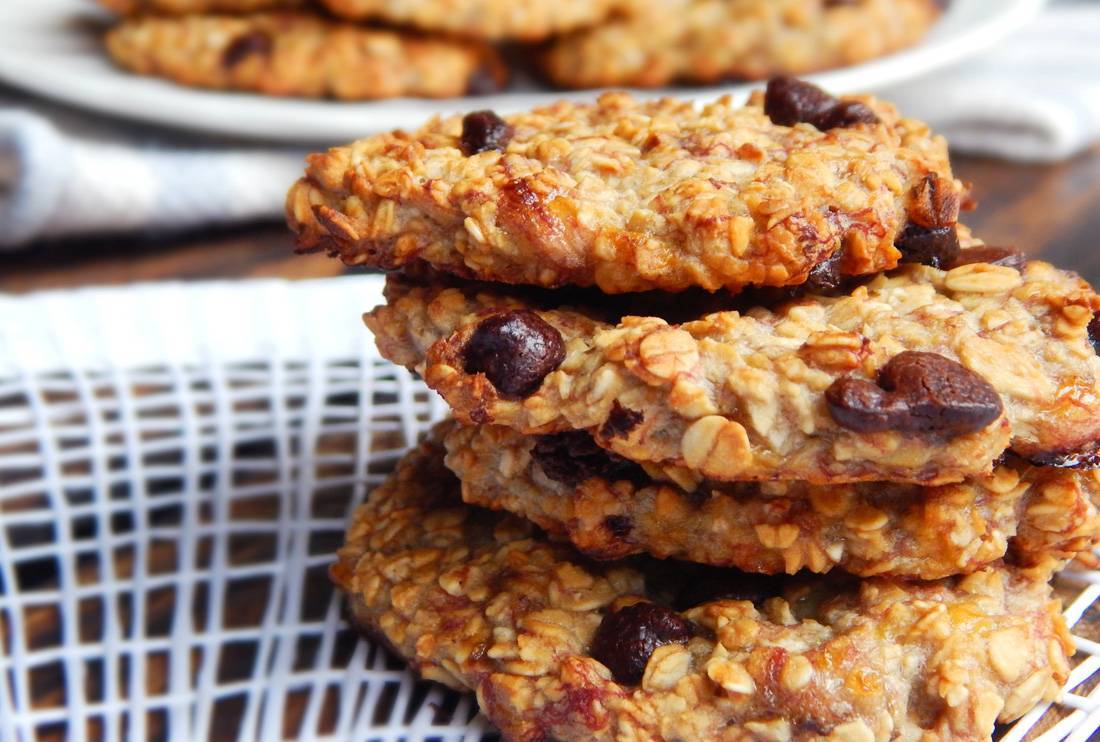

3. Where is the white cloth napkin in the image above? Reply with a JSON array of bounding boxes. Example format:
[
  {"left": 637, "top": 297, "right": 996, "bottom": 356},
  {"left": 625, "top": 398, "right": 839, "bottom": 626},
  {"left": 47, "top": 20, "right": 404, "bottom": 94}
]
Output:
[
  {"left": 1, "top": 3, "right": 1098, "bottom": 250},
  {"left": 0, "top": 108, "right": 307, "bottom": 249},
  {"left": 884, "top": 4, "right": 1100, "bottom": 163}
]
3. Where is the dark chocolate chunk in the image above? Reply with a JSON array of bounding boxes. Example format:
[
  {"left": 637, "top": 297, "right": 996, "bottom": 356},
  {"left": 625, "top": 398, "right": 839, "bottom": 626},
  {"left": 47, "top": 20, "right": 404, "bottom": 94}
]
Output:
[
  {"left": 600, "top": 402, "right": 644, "bottom": 439},
  {"left": 764, "top": 77, "right": 835, "bottom": 127},
  {"left": 459, "top": 110, "right": 513, "bottom": 156},
  {"left": 531, "top": 431, "right": 648, "bottom": 487},
  {"left": 590, "top": 603, "right": 693, "bottom": 684},
  {"left": 825, "top": 351, "right": 1003, "bottom": 436},
  {"left": 949, "top": 246, "right": 1028, "bottom": 271},
  {"left": 222, "top": 30, "right": 273, "bottom": 68},
  {"left": 894, "top": 223, "right": 960, "bottom": 269},
  {"left": 1028, "top": 443, "right": 1100, "bottom": 469},
  {"left": 463, "top": 310, "right": 564, "bottom": 398},
  {"left": 764, "top": 76, "right": 879, "bottom": 130},
  {"left": 815, "top": 100, "right": 879, "bottom": 130}
]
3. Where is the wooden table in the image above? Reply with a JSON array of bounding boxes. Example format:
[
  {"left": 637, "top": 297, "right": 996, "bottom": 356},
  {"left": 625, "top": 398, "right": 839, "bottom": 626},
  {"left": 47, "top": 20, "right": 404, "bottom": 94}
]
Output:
[{"left": 3, "top": 145, "right": 1100, "bottom": 292}]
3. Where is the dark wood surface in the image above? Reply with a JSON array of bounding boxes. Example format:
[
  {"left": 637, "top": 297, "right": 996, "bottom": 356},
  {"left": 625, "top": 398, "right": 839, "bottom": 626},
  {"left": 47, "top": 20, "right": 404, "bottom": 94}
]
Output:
[{"left": 3, "top": 144, "right": 1100, "bottom": 292}]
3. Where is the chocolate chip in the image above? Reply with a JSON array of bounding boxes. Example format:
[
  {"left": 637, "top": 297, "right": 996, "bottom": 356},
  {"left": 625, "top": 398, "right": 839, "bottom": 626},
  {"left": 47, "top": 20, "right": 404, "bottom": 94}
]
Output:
[
  {"left": 949, "top": 245, "right": 1028, "bottom": 271},
  {"left": 463, "top": 310, "right": 564, "bottom": 398},
  {"left": 894, "top": 223, "right": 960, "bottom": 269},
  {"left": 531, "top": 431, "right": 648, "bottom": 487},
  {"left": 814, "top": 100, "right": 879, "bottom": 130},
  {"left": 599, "top": 402, "right": 644, "bottom": 439},
  {"left": 803, "top": 251, "right": 846, "bottom": 295},
  {"left": 1028, "top": 443, "right": 1100, "bottom": 469},
  {"left": 221, "top": 30, "right": 272, "bottom": 69},
  {"left": 764, "top": 77, "right": 879, "bottom": 131},
  {"left": 764, "top": 77, "right": 835, "bottom": 127},
  {"left": 1089, "top": 313, "right": 1100, "bottom": 355},
  {"left": 825, "top": 351, "right": 1003, "bottom": 436},
  {"left": 459, "top": 110, "right": 513, "bottom": 156},
  {"left": 603, "top": 515, "right": 633, "bottom": 538},
  {"left": 590, "top": 602, "right": 693, "bottom": 684}
]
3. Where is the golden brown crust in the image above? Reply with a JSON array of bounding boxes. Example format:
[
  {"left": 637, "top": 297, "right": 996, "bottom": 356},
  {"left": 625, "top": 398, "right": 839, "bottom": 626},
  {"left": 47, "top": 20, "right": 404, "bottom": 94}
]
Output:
[
  {"left": 332, "top": 430, "right": 1074, "bottom": 741},
  {"left": 444, "top": 422, "right": 1100, "bottom": 578},
  {"left": 316, "top": 0, "right": 618, "bottom": 41},
  {"left": 363, "top": 262, "right": 1100, "bottom": 485},
  {"left": 105, "top": 13, "right": 507, "bottom": 100},
  {"left": 287, "top": 91, "right": 960, "bottom": 293},
  {"left": 542, "top": 0, "right": 940, "bottom": 89}
]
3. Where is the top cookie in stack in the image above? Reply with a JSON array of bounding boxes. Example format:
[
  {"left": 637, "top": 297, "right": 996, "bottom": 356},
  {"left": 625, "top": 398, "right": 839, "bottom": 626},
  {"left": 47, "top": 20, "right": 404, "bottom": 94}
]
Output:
[{"left": 289, "top": 80, "right": 1100, "bottom": 739}]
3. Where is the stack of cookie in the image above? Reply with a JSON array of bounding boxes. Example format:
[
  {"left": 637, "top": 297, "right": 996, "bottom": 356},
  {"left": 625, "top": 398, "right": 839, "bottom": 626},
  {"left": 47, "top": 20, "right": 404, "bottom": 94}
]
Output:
[
  {"left": 97, "top": 0, "right": 939, "bottom": 99},
  {"left": 289, "top": 78, "right": 1100, "bottom": 738}
]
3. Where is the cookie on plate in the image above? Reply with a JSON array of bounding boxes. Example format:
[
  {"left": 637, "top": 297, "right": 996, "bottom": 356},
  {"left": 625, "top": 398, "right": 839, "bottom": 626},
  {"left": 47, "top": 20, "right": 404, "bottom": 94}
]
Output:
[
  {"left": 105, "top": 13, "right": 507, "bottom": 100},
  {"left": 288, "top": 84, "right": 962, "bottom": 294},
  {"left": 331, "top": 429, "right": 1074, "bottom": 741},
  {"left": 99, "top": 0, "right": 303, "bottom": 14},
  {"left": 543, "top": 0, "right": 940, "bottom": 89},
  {"left": 443, "top": 422, "right": 1100, "bottom": 578},
  {"left": 364, "top": 259, "right": 1100, "bottom": 485},
  {"left": 315, "top": 0, "right": 618, "bottom": 41}
]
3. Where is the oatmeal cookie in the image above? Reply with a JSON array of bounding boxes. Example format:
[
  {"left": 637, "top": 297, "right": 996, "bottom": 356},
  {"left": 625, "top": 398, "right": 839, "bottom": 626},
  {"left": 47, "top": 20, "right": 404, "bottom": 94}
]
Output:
[
  {"left": 364, "top": 259, "right": 1100, "bottom": 485},
  {"left": 99, "top": 0, "right": 302, "bottom": 14},
  {"left": 105, "top": 13, "right": 507, "bottom": 100},
  {"left": 331, "top": 430, "right": 1074, "bottom": 741},
  {"left": 315, "top": 0, "right": 617, "bottom": 41},
  {"left": 542, "top": 0, "right": 939, "bottom": 89},
  {"left": 443, "top": 422, "right": 1100, "bottom": 578},
  {"left": 288, "top": 86, "right": 962, "bottom": 293}
]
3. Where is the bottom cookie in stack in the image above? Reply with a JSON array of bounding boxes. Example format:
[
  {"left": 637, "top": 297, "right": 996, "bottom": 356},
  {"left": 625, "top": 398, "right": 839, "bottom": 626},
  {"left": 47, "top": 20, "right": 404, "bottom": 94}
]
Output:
[{"left": 331, "top": 427, "right": 1077, "bottom": 741}]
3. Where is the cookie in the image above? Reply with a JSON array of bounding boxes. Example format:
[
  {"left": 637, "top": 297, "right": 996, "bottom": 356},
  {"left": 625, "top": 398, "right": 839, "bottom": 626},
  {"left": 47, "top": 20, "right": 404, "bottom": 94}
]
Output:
[
  {"left": 443, "top": 422, "right": 1100, "bottom": 578},
  {"left": 542, "top": 0, "right": 939, "bottom": 89},
  {"left": 288, "top": 86, "right": 962, "bottom": 294},
  {"left": 331, "top": 430, "right": 1074, "bottom": 740},
  {"left": 364, "top": 259, "right": 1100, "bottom": 485},
  {"left": 99, "top": 0, "right": 302, "bottom": 14},
  {"left": 315, "top": 0, "right": 617, "bottom": 41},
  {"left": 105, "top": 13, "right": 507, "bottom": 100}
]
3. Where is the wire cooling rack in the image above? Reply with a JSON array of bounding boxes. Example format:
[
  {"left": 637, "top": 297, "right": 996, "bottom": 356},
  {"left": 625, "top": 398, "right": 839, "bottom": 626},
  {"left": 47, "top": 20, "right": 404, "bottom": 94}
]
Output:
[{"left": 0, "top": 276, "right": 1098, "bottom": 741}]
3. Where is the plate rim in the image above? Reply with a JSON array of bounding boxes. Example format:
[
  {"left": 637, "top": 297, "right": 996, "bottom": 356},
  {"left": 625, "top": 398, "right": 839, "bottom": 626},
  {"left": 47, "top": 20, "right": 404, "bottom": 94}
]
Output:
[{"left": 0, "top": 0, "right": 1048, "bottom": 144}]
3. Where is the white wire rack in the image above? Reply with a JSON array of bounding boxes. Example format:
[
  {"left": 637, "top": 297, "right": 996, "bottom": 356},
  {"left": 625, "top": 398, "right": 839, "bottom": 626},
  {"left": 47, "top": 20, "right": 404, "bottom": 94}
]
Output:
[{"left": 0, "top": 276, "right": 1097, "bottom": 741}]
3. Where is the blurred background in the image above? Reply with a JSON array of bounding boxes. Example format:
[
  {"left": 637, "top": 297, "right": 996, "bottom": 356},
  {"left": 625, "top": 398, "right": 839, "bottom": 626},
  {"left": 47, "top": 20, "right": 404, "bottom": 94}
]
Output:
[
  {"left": 1, "top": 0, "right": 1098, "bottom": 292},
  {"left": 2, "top": 1, "right": 1100, "bottom": 740}
]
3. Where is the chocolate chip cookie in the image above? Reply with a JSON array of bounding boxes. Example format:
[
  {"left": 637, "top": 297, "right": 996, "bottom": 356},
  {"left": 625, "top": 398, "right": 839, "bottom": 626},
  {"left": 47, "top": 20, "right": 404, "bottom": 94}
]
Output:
[
  {"left": 288, "top": 86, "right": 962, "bottom": 293},
  {"left": 542, "top": 0, "right": 939, "bottom": 89},
  {"left": 364, "top": 259, "right": 1100, "bottom": 485},
  {"left": 105, "top": 13, "right": 507, "bottom": 100},
  {"left": 331, "top": 430, "right": 1074, "bottom": 740},
  {"left": 315, "top": 0, "right": 618, "bottom": 41},
  {"left": 99, "top": 0, "right": 303, "bottom": 13},
  {"left": 444, "top": 422, "right": 1100, "bottom": 578}
]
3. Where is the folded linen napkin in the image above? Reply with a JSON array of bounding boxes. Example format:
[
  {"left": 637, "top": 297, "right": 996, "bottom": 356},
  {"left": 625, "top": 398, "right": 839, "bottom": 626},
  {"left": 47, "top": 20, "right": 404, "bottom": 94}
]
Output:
[
  {"left": 1, "top": 3, "right": 1097, "bottom": 250},
  {"left": 0, "top": 109, "right": 306, "bottom": 249},
  {"left": 884, "top": 4, "right": 1100, "bottom": 163}
]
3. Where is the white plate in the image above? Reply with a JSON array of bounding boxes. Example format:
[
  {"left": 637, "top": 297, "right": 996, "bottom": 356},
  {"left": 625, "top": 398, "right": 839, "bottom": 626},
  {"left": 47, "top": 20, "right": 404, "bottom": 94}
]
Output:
[{"left": 0, "top": 0, "right": 1044, "bottom": 144}]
